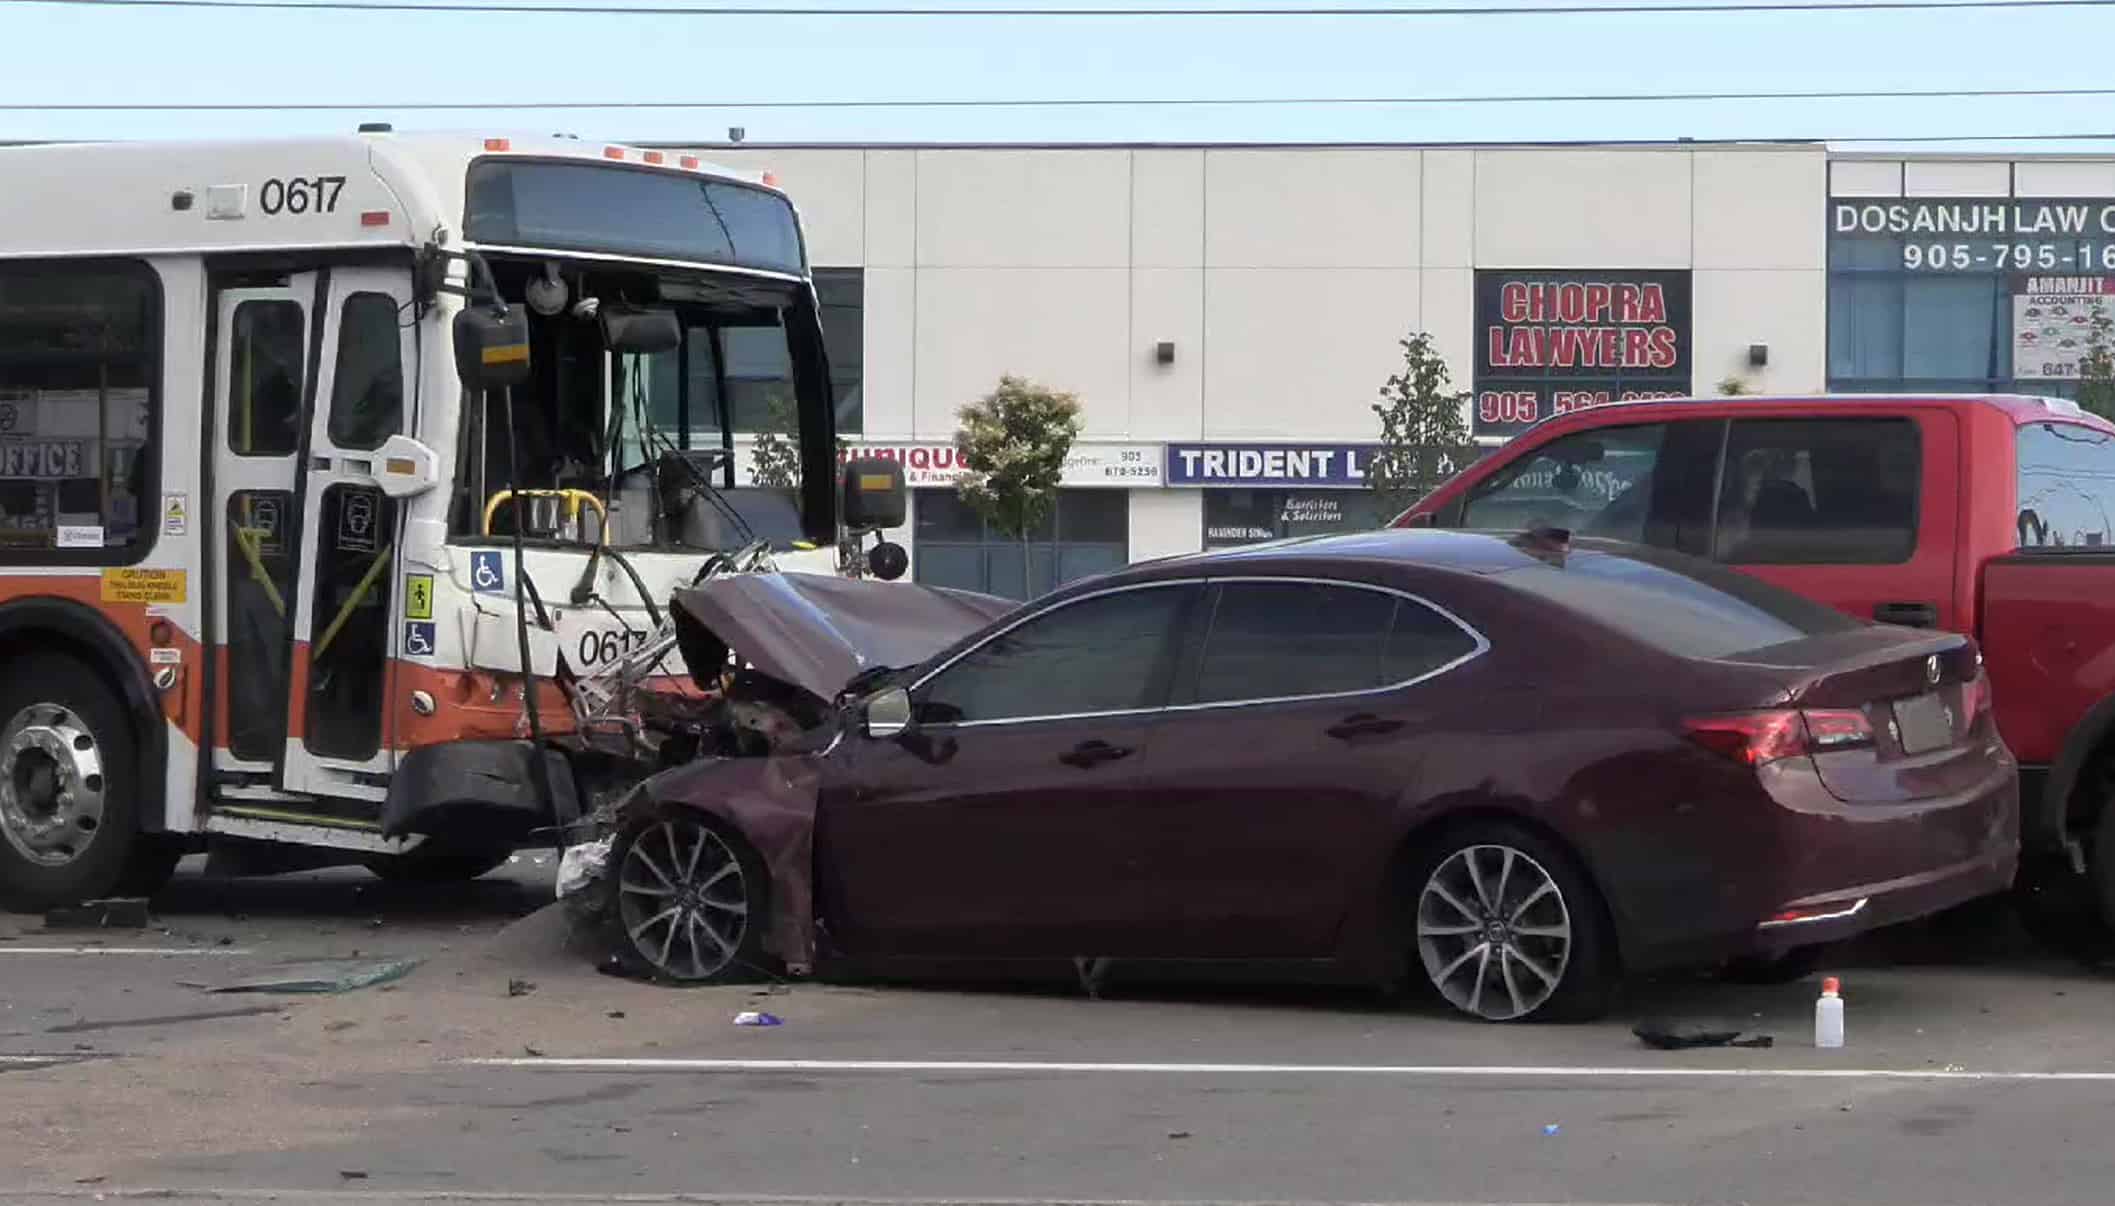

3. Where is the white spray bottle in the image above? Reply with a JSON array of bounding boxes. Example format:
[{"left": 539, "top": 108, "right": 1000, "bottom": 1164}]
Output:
[{"left": 1814, "top": 975, "right": 1845, "bottom": 1049}]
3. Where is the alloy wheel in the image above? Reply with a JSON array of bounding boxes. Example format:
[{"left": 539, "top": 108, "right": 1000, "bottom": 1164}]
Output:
[
  {"left": 616, "top": 819, "right": 751, "bottom": 981},
  {"left": 1416, "top": 843, "right": 1573, "bottom": 1021}
]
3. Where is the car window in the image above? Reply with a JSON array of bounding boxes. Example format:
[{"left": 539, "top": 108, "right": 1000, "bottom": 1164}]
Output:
[
  {"left": 2017, "top": 421, "right": 2115, "bottom": 549},
  {"left": 1460, "top": 424, "right": 1665, "bottom": 541},
  {"left": 915, "top": 584, "right": 1194, "bottom": 724},
  {"left": 1714, "top": 418, "right": 1919, "bottom": 564},
  {"left": 1382, "top": 598, "right": 1483, "bottom": 683},
  {"left": 1193, "top": 582, "right": 1396, "bottom": 704},
  {"left": 1498, "top": 543, "right": 1860, "bottom": 660}
]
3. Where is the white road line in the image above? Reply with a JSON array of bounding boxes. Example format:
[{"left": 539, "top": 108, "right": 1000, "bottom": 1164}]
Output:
[
  {"left": 0, "top": 946, "right": 252, "bottom": 955},
  {"left": 0, "top": 1184, "right": 1666, "bottom": 1193},
  {"left": 464, "top": 1056, "right": 2115, "bottom": 1082}
]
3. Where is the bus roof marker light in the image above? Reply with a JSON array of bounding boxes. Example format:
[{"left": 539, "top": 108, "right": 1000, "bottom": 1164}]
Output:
[
  {"left": 642, "top": 150, "right": 665, "bottom": 165},
  {"left": 762, "top": 171, "right": 780, "bottom": 188},
  {"left": 484, "top": 138, "right": 511, "bottom": 152},
  {"left": 679, "top": 155, "right": 700, "bottom": 170},
  {"left": 360, "top": 211, "right": 390, "bottom": 228},
  {"left": 603, "top": 146, "right": 626, "bottom": 161}
]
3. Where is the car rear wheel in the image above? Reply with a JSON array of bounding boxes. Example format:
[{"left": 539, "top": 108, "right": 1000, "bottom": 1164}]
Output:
[
  {"left": 1408, "top": 823, "right": 1616, "bottom": 1022},
  {"left": 604, "top": 809, "right": 768, "bottom": 984}
]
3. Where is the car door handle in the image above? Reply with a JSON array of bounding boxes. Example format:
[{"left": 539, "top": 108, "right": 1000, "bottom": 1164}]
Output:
[
  {"left": 1058, "top": 740, "right": 1134, "bottom": 769},
  {"left": 1874, "top": 601, "right": 1939, "bottom": 628},
  {"left": 1327, "top": 713, "right": 1404, "bottom": 741}
]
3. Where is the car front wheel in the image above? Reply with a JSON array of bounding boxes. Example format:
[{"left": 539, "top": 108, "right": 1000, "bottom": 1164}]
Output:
[
  {"left": 603, "top": 808, "right": 769, "bottom": 984},
  {"left": 1407, "top": 823, "right": 1616, "bottom": 1022}
]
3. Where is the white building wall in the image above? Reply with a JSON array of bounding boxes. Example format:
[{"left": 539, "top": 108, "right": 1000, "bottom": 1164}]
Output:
[{"left": 692, "top": 141, "right": 1835, "bottom": 566}]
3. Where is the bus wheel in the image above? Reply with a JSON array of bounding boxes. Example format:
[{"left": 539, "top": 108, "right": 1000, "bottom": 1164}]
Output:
[
  {"left": 362, "top": 849, "right": 512, "bottom": 883},
  {"left": 0, "top": 654, "right": 144, "bottom": 912}
]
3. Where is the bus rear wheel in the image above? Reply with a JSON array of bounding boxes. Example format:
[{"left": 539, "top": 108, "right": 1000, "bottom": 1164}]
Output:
[{"left": 0, "top": 653, "right": 148, "bottom": 913}]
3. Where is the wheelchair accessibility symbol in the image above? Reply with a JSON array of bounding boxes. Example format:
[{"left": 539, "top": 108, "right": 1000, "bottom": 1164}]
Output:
[
  {"left": 402, "top": 621, "right": 437, "bottom": 658},
  {"left": 470, "top": 549, "right": 505, "bottom": 595}
]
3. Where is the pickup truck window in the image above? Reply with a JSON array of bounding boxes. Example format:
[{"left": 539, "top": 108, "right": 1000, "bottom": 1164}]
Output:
[
  {"left": 2017, "top": 422, "right": 2115, "bottom": 550},
  {"left": 1461, "top": 424, "right": 1664, "bottom": 540},
  {"left": 1715, "top": 418, "right": 1919, "bottom": 565}
]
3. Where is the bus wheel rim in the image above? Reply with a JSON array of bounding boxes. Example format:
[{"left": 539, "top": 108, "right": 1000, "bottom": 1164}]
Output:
[{"left": 0, "top": 703, "right": 108, "bottom": 869}]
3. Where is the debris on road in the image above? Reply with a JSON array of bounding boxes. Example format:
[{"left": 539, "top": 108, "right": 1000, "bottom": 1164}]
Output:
[
  {"left": 507, "top": 977, "right": 537, "bottom": 997},
  {"left": 205, "top": 958, "right": 420, "bottom": 995},
  {"left": 43, "top": 898, "right": 151, "bottom": 930},
  {"left": 1633, "top": 1020, "right": 1775, "bottom": 1050},
  {"left": 733, "top": 1010, "right": 782, "bottom": 1027},
  {"left": 1542, "top": 1124, "right": 1562, "bottom": 1136}
]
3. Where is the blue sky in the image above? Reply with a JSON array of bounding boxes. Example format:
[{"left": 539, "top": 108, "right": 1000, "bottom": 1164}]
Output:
[{"left": 1, "top": 0, "right": 2110, "bottom": 148}]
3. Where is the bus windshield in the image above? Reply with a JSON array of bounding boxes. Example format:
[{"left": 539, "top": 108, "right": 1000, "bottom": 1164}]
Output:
[{"left": 464, "top": 160, "right": 805, "bottom": 276}]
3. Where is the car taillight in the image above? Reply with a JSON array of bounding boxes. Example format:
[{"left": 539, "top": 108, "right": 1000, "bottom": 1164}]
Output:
[{"left": 1684, "top": 708, "right": 1874, "bottom": 767}]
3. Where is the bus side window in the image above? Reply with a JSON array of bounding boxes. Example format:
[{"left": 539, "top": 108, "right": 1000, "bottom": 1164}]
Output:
[{"left": 327, "top": 293, "right": 404, "bottom": 451}]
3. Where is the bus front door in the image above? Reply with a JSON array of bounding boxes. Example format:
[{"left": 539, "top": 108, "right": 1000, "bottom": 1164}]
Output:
[
  {"left": 211, "top": 276, "right": 316, "bottom": 777},
  {"left": 277, "top": 268, "right": 416, "bottom": 802}
]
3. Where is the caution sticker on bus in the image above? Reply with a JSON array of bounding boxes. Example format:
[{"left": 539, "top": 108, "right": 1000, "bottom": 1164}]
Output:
[{"left": 101, "top": 568, "right": 187, "bottom": 604}]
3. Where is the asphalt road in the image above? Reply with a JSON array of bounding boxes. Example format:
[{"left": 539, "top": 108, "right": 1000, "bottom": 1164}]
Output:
[{"left": 4, "top": 860, "right": 2115, "bottom": 1206}]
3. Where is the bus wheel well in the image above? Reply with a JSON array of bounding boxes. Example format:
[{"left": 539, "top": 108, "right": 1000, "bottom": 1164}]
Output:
[{"left": 0, "top": 602, "right": 167, "bottom": 834}]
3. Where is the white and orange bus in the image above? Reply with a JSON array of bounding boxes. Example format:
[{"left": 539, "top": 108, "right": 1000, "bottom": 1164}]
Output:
[{"left": 0, "top": 130, "right": 898, "bottom": 908}]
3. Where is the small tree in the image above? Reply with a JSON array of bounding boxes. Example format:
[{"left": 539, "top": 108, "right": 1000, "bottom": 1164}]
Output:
[
  {"left": 1366, "top": 331, "right": 1473, "bottom": 522},
  {"left": 1717, "top": 375, "right": 1752, "bottom": 397},
  {"left": 2078, "top": 304, "right": 2115, "bottom": 422},
  {"left": 747, "top": 392, "right": 804, "bottom": 493},
  {"left": 955, "top": 375, "right": 1083, "bottom": 598}
]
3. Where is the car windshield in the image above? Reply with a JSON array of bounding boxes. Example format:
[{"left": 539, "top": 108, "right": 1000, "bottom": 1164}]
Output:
[{"left": 1495, "top": 541, "right": 1859, "bottom": 659}]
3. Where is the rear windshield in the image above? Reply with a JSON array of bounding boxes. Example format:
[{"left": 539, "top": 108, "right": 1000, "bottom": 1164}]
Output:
[
  {"left": 1496, "top": 543, "right": 1859, "bottom": 659},
  {"left": 2017, "top": 421, "right": 2115, "bottom": 550}
]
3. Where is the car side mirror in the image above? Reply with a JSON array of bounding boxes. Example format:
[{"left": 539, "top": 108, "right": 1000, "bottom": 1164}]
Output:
[{"left": 864, "top": 686, "right": 913, "bottom": 740}]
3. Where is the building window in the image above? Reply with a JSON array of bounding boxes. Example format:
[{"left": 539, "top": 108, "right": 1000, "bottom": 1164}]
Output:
[
  {"left": 1202, "top": 488, "right": 1386, "bottom": 549},
  {"left": 1825, "top": 197, "right": 2115, "bottom": 394},
  {"left": 913, "top": 487, "right": 1128, "bottom": 599},
  {"left": 0, "top": 261, "right": 159, "bottom": 561}
]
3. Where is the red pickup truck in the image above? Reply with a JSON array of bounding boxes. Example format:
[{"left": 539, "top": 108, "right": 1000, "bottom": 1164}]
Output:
[{"left": 1399, "top": 393, "right": 2115, "bottom": 946}]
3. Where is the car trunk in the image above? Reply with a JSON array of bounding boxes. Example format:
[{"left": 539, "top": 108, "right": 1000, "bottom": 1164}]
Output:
[{"left": 1731, "top": 626, "right": 1991, "bottom": 805}]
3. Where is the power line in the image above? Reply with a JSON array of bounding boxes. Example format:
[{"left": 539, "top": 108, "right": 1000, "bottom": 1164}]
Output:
[
  {"left": 13, "top": 0, "right": 2115, "bottom": 16},
  {"left": 7, "top": 84, "right": 2115, "bottom": 111}
]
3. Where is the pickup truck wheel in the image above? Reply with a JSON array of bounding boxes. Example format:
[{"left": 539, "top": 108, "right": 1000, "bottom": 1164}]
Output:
[{"left": 2015, "top": 855, "right": 2113, "bottom": 962}]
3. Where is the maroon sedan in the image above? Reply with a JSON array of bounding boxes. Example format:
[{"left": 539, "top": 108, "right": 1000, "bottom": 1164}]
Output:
[{"left": 583, "top": 529, "right": 2017, "bottom": 1022}]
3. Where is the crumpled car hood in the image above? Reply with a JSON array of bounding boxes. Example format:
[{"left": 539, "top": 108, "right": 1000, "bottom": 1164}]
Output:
[{"left": 671, "top": 571, "right": 1017, "bottom": 705}]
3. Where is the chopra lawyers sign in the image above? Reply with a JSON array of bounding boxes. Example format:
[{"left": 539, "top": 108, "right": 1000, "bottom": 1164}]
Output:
[{"left": 1471, "top": 270, "right": 1692, "bottom": 441}]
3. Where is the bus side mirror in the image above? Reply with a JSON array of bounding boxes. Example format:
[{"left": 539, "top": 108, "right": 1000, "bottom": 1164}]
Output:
[
  {"left": 600, "top": 305, "right": 681, "bottom": 354},
  {"left": 841, "top": 456, "right": 907, "bottom": 531},
  {"left": 453, "top": 304, "right": 531, "bottom": 389}
]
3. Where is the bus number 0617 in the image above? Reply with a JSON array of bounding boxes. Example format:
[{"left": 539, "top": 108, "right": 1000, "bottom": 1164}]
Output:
[
  {"left": 578, "top": 628, "right": 650, "bottom": 666},
  {"left": 259, "top": 176, "right": 347, "bottom": 216}
]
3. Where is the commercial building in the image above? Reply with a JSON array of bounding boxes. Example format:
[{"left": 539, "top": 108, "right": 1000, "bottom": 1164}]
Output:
[{"left": 666, "top": 140, "right": 2115, "bottom": 596}]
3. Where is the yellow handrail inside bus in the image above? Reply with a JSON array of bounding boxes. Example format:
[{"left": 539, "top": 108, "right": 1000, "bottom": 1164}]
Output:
[
  {"left": 232, "top": 524, "right": 285, "bottom": 618},
  {"left": 481, "top": 489, "right": 607, "bottom": 537},
  {"left": 312, "top": 542, "right": 394, "bottom": 660}
]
